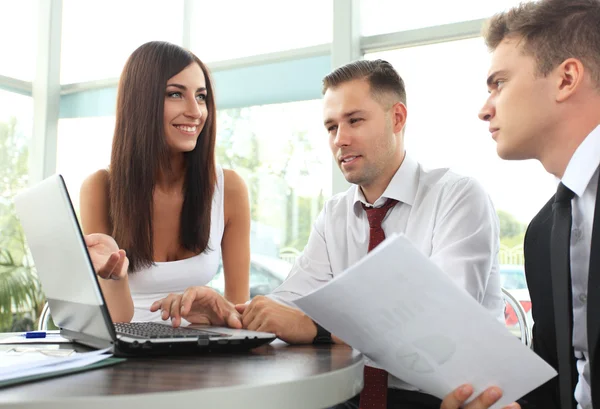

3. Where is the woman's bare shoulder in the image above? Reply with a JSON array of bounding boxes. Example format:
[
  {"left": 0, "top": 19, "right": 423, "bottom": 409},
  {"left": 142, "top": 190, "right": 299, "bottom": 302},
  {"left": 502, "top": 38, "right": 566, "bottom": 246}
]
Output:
[
  {"left": 80, "top": 169, "right": 110, "bottom": 202},
  {"left": 82, "top": 169, "right": 109, "bottom": 189},
  {"left": 222, "top": 168, "right": 248, "bottom": 198}
]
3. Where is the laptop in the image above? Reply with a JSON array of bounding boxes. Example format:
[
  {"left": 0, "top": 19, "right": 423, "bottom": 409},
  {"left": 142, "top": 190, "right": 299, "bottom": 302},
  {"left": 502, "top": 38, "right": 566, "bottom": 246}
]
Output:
[{"left": 13, "top": 174, "right": 276, "bottom": 356}]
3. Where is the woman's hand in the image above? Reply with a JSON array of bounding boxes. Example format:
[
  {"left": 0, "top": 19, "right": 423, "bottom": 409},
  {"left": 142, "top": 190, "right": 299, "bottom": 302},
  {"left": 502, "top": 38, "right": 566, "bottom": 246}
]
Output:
[
  {"left": 84, "top": 233, "right": 129, "bottom": 280},
  {"left": 150, "top": 286, "right": 243, "bottom": 329}
]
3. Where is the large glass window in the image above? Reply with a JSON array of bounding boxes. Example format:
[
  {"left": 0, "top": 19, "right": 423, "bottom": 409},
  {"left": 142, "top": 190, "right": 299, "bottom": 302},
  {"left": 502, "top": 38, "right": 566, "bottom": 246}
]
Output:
[
  {"left": 207, "top": 100, "right": 330, "bottom": 295},
  {"left": 191, "top": 0, "right": 332, "bottom": 62},
  {"left": 0, "top": 90, "right": 37, "bottom": 332},
  {"left": 56, "top": 117, "right": 115, "bottom": 211},
  {"left": 216, "top": 100, "right": 331, "bottom": 258},
  {"left": 60, "top": 0, "right": 184, "bottom": 84},
  {"left": 360, "top": 0, "right": 524, "bottom": 36},
  {"left": 0, "top": 1, "right": 36, "bottom": 81}
]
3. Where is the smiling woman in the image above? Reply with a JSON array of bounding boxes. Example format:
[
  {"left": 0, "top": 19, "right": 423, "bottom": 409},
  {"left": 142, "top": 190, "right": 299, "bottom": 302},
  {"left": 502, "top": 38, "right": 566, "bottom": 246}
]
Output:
[
  {"left": 163, "top": 63, "right": 208, "bottom": 153},
  {"left": 77, "top": 41, "right": 251, "bottom": 325}
]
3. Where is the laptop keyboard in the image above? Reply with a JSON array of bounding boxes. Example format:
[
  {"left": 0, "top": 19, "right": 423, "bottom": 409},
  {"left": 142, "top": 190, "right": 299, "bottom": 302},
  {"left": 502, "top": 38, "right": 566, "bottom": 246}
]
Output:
[{"left": 115, "top": 322, "right": 230, "bottom": 339}]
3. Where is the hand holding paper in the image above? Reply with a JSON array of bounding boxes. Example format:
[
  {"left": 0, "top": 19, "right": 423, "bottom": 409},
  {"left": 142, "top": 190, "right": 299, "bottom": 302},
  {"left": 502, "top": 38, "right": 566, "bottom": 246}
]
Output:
[{"left": 293, "top": 233, "right": 556, "bottom": 409}]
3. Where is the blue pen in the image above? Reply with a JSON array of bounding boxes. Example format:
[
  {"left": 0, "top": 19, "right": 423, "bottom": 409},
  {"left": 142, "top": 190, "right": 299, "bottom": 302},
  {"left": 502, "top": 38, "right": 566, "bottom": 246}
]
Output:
[{"left": 24, "top": 331, "right": 47, "bottom": 339}]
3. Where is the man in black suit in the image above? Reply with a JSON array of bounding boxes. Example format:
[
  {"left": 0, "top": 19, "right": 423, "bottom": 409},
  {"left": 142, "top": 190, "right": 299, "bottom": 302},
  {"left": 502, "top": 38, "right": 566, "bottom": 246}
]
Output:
[{"left": 441, "top": 0, "right": 600, "bottom": 408}]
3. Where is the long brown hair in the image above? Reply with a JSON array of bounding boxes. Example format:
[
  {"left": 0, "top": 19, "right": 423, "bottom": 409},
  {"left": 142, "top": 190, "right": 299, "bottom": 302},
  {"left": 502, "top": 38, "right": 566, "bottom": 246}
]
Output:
[
  {"left": 110, "top": 41, "right": 217, "bottom": 272},
  {"left": 484, "top": 0, "right": 600, "bottom": 87}
]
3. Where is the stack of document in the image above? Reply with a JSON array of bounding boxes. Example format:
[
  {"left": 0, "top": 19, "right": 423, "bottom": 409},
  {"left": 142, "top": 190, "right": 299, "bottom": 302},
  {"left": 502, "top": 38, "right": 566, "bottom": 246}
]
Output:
[
  {"left": 294, "top": 233, "right": 557, "bottom": 409},
  {"left": 0, "top": 347, "right": 116, "bottom": 388}
]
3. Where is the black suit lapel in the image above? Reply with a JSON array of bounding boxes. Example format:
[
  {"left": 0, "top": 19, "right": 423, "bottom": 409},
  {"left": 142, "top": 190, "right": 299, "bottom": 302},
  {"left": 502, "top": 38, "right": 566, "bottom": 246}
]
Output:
[
  {"left": 520, "top": 197, "right": 564, "bottom": 409},
  {"left": 587, "top": 172, "right": 600, "bottom": 406}
]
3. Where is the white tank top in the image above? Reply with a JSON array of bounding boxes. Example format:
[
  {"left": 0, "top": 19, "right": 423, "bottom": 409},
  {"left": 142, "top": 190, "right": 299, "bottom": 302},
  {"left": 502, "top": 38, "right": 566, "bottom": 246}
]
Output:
[{"left": 128, "top": 166, "right": 225, "bottom": 322}]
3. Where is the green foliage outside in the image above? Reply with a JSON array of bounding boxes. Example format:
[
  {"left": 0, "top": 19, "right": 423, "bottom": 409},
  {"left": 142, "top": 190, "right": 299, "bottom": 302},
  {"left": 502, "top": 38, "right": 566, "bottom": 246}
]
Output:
[
  {"left": 497, "top": 209, "right": 526, "bottom": 264},
  {"left": 497, "top": 209, "right": 526, "bottom": 243},
  {"left": 216, "top": 108, "right": 324, "bottom": 253},
  {"left": 501, "top": 232, "right": 526, "bottom": 248},
  {"left": 0, "top": 117, "right": 44, "bottom": 332},
  {"left": 498, "top": 209, "right": 525, "bottom": 239},
  {"left": 216, "top": 108, "right": 262, "bottom": 220}
]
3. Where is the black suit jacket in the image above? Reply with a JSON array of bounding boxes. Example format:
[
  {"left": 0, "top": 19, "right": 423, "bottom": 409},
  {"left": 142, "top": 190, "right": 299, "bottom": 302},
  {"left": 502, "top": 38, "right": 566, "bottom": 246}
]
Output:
[{"left": 520, "top": 181, "right": 600, "bottom": 408}]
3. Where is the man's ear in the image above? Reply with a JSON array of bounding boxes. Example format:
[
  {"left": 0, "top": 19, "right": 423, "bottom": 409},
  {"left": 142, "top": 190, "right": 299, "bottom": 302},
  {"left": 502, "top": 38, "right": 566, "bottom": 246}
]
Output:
[
  {"left": 392, "top": 102, "right": 407, "bottom": 134},
  {"left": 555, "top": 58, "right": 585, "bottom": 103}
]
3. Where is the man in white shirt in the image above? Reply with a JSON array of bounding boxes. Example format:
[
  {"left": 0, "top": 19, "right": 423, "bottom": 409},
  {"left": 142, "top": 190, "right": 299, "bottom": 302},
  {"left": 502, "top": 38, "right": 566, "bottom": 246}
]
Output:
[
  {"left": 441, "top": 1, "right": 600, "bottom": 409},
  {"left": 156, "top": 59, "right": 503, "bottom": 409}
]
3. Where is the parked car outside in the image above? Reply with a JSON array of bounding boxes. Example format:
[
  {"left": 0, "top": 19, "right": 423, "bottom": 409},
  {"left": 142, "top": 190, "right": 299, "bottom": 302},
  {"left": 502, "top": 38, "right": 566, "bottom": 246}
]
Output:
[
  {"left": 499, "top": 264, "right": 533, "bottom": 334},
  {"left": 208, "top": 253, "right": 293, "bottom": 298}
]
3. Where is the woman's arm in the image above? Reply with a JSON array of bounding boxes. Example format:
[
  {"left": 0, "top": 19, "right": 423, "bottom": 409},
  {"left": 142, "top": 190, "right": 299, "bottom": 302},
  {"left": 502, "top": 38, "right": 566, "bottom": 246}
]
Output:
[
  {"left": 221, "top": 169, "right": 251, "bottom": 305},
  {"left": 80, "top": 169, "right": 134, "bottom": 323}
]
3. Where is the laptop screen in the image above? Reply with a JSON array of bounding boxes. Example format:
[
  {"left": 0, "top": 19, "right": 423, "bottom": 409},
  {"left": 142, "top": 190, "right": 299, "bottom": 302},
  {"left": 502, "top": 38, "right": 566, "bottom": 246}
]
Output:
[{"left": 14, "top": 174, "right": 116, "bottom": 343}]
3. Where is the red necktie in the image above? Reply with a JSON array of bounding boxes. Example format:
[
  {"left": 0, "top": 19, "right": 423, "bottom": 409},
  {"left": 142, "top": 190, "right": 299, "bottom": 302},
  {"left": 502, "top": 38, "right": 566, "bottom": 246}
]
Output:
[{"left": 359, "top": 198, "right": 398, "bottom": 409}]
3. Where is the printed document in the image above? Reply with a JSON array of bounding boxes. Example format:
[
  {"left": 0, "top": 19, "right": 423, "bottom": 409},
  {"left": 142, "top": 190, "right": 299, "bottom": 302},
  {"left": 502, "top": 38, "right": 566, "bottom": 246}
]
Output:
[{"left": 294, "top": 233, "right": 557, "bottom": 408}]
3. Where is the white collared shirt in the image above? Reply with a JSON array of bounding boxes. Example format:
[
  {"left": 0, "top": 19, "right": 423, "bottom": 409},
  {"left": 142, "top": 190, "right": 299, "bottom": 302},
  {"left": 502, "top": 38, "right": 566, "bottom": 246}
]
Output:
[
  {"left": 561, "top": 124, "right": 600, "bottom": 409},
  {"left": 270, "top": 153, "right": 503, "bottom": 390}
]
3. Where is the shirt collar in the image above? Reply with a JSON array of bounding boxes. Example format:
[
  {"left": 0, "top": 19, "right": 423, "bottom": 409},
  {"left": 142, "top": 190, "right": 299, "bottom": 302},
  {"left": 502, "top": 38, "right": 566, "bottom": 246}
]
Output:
[
  {"left": 352, "top": 151, "right": 419, "bottom": 214},
  {"left": 561, "top": 124, "right": 600, "bottom": 197}
]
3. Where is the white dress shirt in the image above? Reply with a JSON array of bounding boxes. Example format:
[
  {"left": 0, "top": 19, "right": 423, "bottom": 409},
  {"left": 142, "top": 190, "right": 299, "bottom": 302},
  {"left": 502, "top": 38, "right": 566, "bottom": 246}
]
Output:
[
  {"left": 270, "top": 152, "right": 503, "bottom": 390},
  {"left": 561, "top": 124, "right": 600, "bottom": 409}
]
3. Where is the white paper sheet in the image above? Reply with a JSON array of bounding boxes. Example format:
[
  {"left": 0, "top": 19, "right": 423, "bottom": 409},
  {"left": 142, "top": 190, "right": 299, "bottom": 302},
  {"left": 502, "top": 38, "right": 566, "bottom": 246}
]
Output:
[
  {"left": 0, "top": 347, "right": 112, "bottom": 382},
  {"left": 294, "top": 233, "right": 557, "bottom": 409}
]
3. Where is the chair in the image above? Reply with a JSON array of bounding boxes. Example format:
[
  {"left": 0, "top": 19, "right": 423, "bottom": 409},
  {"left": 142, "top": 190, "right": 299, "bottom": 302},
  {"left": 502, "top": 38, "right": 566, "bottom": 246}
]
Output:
[
  {"left": 501, "top": 287, "right": 532, "bottom": 348},
  {"left": 278, "top": 247, "right": 301, "bottom": 264},
  {"left": 37, "top": 301, "right": 51, "bottom": 331}
]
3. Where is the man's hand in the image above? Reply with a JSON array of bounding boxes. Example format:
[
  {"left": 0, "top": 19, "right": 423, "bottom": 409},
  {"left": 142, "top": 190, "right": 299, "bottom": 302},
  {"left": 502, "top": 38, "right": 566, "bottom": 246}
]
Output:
[
  {"left": 440, "top": 385, "right": 520, "bottom": 409},
  {"left": 235, "top": 296, "right": 317, "bottom": 344},
  {"left": 84, "top": 233, "right": 128, "bottom": 280},
  {"left": 150, "top": 286, "right": 242, "bottom": 329}
]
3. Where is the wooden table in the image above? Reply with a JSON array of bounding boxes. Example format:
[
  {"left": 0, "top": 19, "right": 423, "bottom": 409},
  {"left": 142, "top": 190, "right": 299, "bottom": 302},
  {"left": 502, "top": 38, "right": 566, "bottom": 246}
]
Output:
[{"left": 0, "top": 336, "right": 364, "bottom": 409}]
